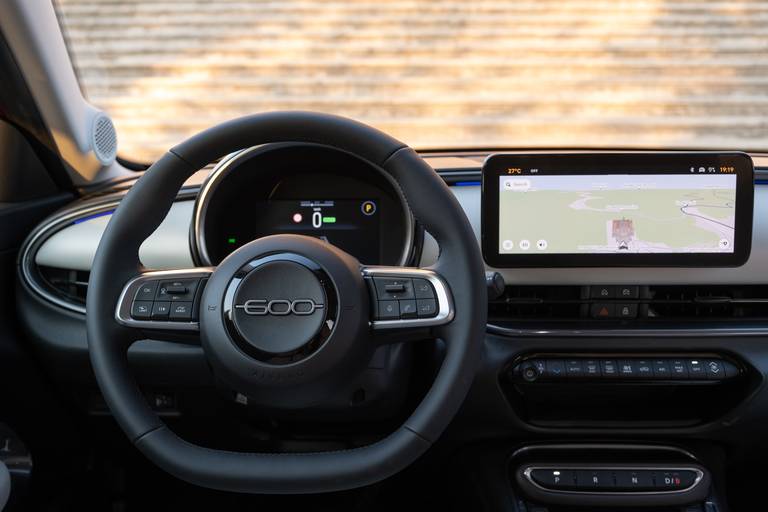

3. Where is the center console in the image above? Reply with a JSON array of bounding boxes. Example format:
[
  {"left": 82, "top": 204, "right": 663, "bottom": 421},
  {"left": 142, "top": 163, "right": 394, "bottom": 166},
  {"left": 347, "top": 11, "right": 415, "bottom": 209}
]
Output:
[{"left": 472, "top": 152, "right": 758, "bottom": 511}]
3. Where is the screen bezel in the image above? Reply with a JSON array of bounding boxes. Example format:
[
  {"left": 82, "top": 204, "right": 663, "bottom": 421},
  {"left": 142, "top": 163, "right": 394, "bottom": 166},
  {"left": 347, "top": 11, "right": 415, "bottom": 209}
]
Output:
[{"left": 481, "top": 152, "right": 754, "bottom": 268}]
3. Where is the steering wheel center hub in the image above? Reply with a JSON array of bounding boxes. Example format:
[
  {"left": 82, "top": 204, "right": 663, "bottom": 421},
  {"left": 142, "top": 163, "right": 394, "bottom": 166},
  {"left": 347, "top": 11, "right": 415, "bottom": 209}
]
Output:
[
  {"left": 225, "top": 255, "right": 336, "bottom": 363},
  {"left": 198, "top": 234, "right": 372, "bottom": 408}
]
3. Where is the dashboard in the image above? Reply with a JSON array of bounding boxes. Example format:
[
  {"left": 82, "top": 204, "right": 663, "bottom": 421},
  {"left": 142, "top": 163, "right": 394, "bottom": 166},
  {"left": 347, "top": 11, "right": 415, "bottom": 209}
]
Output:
[
  {"left": 23, "top": 149, "right": 768, "bottom": 309},
  {"left": 14, "top": 143, "right": 768, "bottom": 511},
  {"left": 23, "top": 149, "right": 768, "bottom": 292}
]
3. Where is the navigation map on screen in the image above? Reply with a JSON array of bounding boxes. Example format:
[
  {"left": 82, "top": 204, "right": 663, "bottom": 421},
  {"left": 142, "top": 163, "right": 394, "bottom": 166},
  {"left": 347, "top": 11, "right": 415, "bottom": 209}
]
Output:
[{"left": 498, "top": 173, "right": 737, "bottom": 255}]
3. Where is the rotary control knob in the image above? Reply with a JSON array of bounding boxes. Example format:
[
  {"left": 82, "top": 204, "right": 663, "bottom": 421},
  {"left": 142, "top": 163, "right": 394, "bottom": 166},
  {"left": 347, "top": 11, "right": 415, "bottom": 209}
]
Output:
[{"left": 519, "top": 362, "right": 541, "bottom": 382}]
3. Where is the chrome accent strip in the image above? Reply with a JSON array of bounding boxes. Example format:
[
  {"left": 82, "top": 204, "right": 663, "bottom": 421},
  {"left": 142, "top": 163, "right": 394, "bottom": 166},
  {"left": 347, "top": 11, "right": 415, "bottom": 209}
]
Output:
[
  {"left": 191, "top": 148, "right": 248, "bottom": 266},
  {"left": 487, "top": 323, "right": 768, "bottom": 337},
  {"left": 192, "top": 143, "right": 416, "bottom": 267},
  {"left": 363, "top": 266, "right": 454, "bottom": 329},
  {"left": 522, "top": 465, "right": 704, "bottom": 496},
  {"left": 19, "top": 202, "right": 120, "bottom": 315},
  {"left": 114, "top": 268, "right": 213, "bottom": 331}
]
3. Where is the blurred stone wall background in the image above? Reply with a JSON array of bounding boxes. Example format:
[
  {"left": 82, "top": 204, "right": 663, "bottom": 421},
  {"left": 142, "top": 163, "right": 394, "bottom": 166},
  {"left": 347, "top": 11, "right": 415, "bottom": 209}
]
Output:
[{"left": 56, "top": 0, "right": 768, "bottom": 162}]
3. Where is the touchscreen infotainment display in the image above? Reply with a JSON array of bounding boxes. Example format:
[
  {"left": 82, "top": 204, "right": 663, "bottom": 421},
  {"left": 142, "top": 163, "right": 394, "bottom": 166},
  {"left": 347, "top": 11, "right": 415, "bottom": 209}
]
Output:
[
  {"left": 482, "top": 153, "right": 754, "bottom": 267},
  {"left": 499, "top": 173, "right": 736, "bottom": 255}
]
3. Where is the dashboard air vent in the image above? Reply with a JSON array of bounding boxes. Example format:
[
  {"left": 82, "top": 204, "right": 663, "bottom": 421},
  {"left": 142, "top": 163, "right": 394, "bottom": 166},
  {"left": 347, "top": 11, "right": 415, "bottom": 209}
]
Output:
[
  {"left": 489, "top": 284, "right": 768, "bottom": 325},
  {"left": 37, "top": 266, "right": 89, "bottom": 307},
  {"left": 647, "top": 285, "right": 768, "bottom": 320},
  {"left": 489, "top": 286, "right": 585, "bottom": 323}
]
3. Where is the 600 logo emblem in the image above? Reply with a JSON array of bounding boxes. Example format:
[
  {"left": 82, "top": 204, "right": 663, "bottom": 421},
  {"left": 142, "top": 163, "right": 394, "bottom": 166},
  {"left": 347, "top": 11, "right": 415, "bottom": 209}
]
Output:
[{"left": 235, "top": 299, "right": 323, "bottom": 316}]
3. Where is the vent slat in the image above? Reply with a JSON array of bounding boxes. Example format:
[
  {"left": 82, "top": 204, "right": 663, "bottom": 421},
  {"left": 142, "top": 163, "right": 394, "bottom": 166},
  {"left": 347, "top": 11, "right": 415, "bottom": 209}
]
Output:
[
  {"left": 649, "top": 285, "right": 768, "bottom": 320},
  {"left": 489, "top": 285, "right": 584, "bottom": 322},
  {"left": 37, "top": 266, "right": 90, "bottom": 306},
  {"left": 489, "top": 284, "right": 768, "bottom": 323}
]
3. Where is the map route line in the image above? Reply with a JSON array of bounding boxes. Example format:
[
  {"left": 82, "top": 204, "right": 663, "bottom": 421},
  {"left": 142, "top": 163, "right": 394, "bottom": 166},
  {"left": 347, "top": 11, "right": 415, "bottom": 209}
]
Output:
[{"left": 679, "top": 204, "right": 735, "bottom": 230}]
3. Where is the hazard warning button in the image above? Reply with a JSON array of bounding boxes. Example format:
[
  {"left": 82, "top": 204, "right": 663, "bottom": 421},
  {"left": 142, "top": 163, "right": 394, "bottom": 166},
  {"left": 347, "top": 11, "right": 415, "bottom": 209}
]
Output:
[{"left": 590, "top": 303, "right": 615, "bottom": 318}]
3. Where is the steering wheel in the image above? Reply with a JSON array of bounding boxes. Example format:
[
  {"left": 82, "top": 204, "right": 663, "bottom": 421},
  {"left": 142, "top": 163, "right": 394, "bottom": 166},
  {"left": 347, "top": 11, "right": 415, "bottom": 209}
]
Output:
[{"left": 86, "top": 112, "right": 486, "bottom": 494}]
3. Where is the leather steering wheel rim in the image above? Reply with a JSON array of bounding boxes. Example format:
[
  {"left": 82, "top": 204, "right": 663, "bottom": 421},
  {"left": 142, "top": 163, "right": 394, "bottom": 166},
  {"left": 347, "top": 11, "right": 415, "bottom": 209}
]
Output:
[{"left": 86, "top": 111, "right": 486, "bottom": 494}]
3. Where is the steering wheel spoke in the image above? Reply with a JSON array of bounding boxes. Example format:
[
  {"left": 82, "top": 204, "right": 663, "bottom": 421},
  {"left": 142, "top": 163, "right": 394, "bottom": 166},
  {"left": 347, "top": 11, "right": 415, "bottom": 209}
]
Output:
[
  {"left": 115, "top": 268, "right": 214, "bottom": 337},
  {"left": 362, "top": 266, "right": 454, "bottom": 341}
]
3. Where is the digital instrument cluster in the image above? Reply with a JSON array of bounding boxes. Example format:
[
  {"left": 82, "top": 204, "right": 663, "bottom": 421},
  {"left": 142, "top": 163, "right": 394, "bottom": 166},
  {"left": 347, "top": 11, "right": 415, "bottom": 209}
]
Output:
[
  {"left": 193, "top": 143, "right": 415, "bottom": 266},
  {"left": 219, "top": 199, "right": 382, "bottom": 263}
]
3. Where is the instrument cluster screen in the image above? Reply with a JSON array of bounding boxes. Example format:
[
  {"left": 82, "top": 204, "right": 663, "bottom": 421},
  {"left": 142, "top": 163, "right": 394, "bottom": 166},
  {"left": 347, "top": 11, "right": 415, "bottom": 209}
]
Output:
[{"left": 218, "top": 199, "right": 382, "bottom": 263}]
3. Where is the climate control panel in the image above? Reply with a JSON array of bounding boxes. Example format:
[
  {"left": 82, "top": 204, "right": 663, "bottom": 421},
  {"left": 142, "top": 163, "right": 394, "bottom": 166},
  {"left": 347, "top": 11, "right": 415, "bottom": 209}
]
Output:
[
  {"left": 503, "top": 352, "right": 751, "bottom": 427},
  {"left": 513, "top": 356, "right": 739, "bottom": 383}
]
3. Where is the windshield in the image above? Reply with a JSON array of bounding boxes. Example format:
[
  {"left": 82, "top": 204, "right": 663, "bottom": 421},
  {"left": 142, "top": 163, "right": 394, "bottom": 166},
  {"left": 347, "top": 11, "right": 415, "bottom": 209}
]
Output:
[{"left": 56, "top": 1, "right": 767, "bottom": 163}]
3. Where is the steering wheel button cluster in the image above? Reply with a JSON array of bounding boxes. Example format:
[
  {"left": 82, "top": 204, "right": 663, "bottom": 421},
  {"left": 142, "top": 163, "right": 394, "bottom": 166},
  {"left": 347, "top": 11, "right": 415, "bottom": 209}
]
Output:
[
  {"left": 369, "top": 274, "right": 443, "bottom": 321},
  {"left": 127, "top": 276, "right": 205, "bottom": 323}
]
